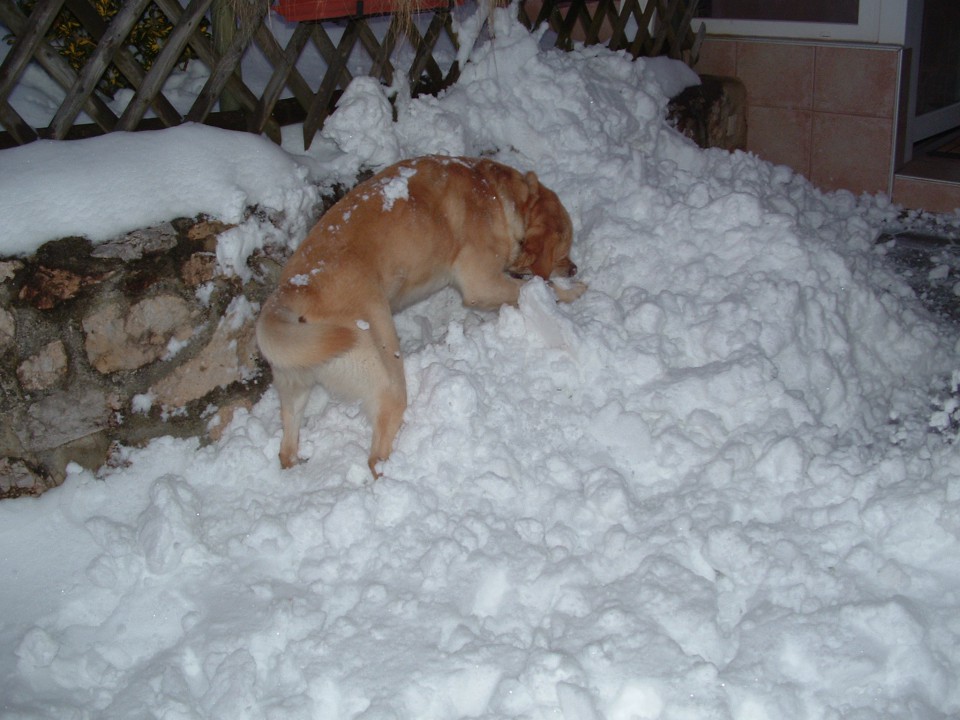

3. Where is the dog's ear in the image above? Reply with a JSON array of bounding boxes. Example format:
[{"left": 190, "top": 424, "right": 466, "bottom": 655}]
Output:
[
  {"left": 510, "top": 172, "right": 557, "bottom": 280},
  {"left": 527, "top": 173, "right": 566, "bottom": 280}
]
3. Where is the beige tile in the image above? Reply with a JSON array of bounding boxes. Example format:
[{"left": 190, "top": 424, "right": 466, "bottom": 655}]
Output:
[
  {"left": 814, "top": 46, "right": 899, "bottom": 118},
  {"left": 811, "top": 114, "right": 893, "bottom": 194},
  {"left": 893, "top": 176, "right": 960, "bottom": 213},
  {"left": 737, "top": 41, "right": 815, "bottom": 109},
  {"left": 695, "top": 38, "right": 738, "bottom": 78},
  {"left": 746, "top": 106, "right": 813, "bottom": 175}
]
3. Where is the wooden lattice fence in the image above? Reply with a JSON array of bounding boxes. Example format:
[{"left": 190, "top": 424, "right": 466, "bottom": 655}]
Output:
[
  {"left": 0, "top": 0, "right": 702, "bottom": 150},
  {"left": 523, "top": 0, "right": 702, "bottom": 58}
]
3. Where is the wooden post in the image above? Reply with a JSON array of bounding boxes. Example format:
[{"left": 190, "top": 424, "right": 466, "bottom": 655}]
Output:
[{"left": 212, "top": 0, "right": 240, "bottom": 112}]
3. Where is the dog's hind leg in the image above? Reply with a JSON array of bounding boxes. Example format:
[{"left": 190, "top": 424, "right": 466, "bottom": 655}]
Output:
[
  {"left": 361, "top": 306, "right": 408, "bottom": 477},
  {"left": 368, "top": 383, "right": 406, "bottom": 478},
  {"left": 273, "top": 368, "right": 313, "bottom": 469}
]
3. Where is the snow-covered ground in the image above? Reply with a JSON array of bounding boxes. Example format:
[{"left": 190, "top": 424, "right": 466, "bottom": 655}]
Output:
[{"left": 2, "top": 8, "right": 960, "bottom": 719}]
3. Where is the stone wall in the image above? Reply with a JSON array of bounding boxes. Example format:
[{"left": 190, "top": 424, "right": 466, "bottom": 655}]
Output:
[{"left": 0, "top": 210, "right": 325, "bottom": 497}]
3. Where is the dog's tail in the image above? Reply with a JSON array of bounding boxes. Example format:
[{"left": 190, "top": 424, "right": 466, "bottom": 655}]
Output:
[{"left": 256, "top": 295, "right": 356, "bottom": 369}]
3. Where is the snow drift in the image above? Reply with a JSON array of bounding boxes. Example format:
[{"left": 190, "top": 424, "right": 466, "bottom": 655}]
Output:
[{"left": 1, "top": 9, "right": 959, "bottom": 720}]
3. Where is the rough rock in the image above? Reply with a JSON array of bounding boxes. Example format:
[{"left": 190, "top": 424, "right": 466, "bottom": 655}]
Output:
[
  {"left": 0, "top": 457, "right": 56, "bottom": 499},
  {"left": 20, "top": 387, "right": 113, "bottom": 452},
  {"left": 91, "top": 222, "right": 179, "bottom": 260},
  {"left": 150, "top": 297, "right": 260, "bottom": 408},
  {"left": 82, "top": 294, "right": 197, "bottom": 373},
  {"left": 17, "top": 340, "right": 68, "bottom": 391},
  {"left": 0, "top": 307, "right": 14, "bottom": 352},
  {"left": 0, "top": 260, "right": 21, "bottom": 282},
  {"left": 18, "top": 265, "right": 112, "bottom": 310},
  {"left": 180, "top": 252, "right": 218, "bottom": 286}
]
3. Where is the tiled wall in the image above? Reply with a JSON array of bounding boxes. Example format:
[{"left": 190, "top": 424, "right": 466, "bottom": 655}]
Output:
[{"left": 695, "top": 38, "right": 902, "bottom": 195}]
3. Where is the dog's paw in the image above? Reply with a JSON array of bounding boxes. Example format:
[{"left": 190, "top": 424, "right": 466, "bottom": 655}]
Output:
[{"left": 279, "top": 450, "right": 302, "bottom": 469}]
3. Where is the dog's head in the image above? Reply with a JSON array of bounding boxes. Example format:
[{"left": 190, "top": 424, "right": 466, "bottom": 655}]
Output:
[{"left": 511, "top": 172, "right": 578, "bottom": 281}]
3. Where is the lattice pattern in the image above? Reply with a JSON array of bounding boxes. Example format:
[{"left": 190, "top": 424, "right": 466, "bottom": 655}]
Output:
[
  {"left": 0, "top": 0, "right": 460, "bottom": 148},
  {"left": 523, "top": 0, "right": 703, "bottom": 60},
  {"left": 0, "top": 0, "right": 699, "bottom": 150}
]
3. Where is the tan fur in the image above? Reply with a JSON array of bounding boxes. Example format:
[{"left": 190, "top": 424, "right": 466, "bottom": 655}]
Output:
[{"left": 256, "top": 155, "right": 586, "bottom": 477}]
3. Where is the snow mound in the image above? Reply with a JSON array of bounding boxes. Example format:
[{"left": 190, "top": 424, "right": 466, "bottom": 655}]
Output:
[{"left": 1, "top": 8, "right": 960, "bottom": 720}]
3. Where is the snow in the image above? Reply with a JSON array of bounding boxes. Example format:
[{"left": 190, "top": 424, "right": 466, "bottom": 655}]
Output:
[
  {"left": 0, "top": 123, "right": 319, "bottom": 257},
  {"left": 2, "top": 7, "right": 960, "bottom": 719},
  {"left": 377, "top": 165, "right": 417, "bottom": 211}
]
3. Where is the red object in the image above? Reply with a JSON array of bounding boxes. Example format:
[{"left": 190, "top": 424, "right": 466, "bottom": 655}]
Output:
[{"left": 275, "top": 0, "right": 454, "bottom": 21}]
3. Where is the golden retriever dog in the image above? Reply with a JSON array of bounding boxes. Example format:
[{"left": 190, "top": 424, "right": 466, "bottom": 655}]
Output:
[{"left": 256, "top": 155, "right": 586, "bottom": 477}]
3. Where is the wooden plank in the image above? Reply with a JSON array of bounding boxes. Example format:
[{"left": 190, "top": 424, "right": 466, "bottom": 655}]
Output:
[
  {"left": 607, "top": 0, "right": 637, "bottom": 51},
  {"left": 357, "top": 13, "right": 399, "bottom": 86},
  {"left": 581, "top": 0, "right": 606, "bottom": 45},
  {"left": 355, "top": 18, "right": 387, "bottom": 83},
  {"left": 435, "top": 10, "right": 460, "bottom": 87},
  {"left": 660, "top": 0, "right": 695, "bottom": 58},
  {"left": 577, "top": 0, "right": 602, "bottom": 42},
  {"left": 118, "top": 0, "right": 215, "bottom": 130},
  {"left": 572, "top": 0, "right": 600, "bottom": 45},
  {"left": 649, "top": 0, "right": 681, "bottom": 56},
  {"left": 48, "top": 0, "right": 154, "bottom": 137},
  {"left": 406, "top": 8, "right": 451, "bottom": 90},
  {"left": 626, "top": 0, "right": 659, "bottom": 57},
  {"left": 0, "top": 0, "right": 65, "bottom": 101},
  {"left": 401, "top": 15, "right": 432, "bottom": 83},
  {"left": 440, "top": 23, "right": 461, "bottom": 88},
  {"left": 0, "top": 97, "right": 38, "bottom": 144},
  {"left": 0, "top": 0, "right": 118, "bottom": 135},
  {"left": 211, "top": 0, "right": 239, "bottom": 111},
  {"left": 585, "top": 0, "right": 618, "bottom": 46},
  {"left": 248, "top": 21, "right": 313, "bottom": 135},
  {"left": 302, "top": 20, "right": 360, "bottom": 149},
  {"left": 186, "top": 1, "right": 267, "bottom": 122},
  {"left": 674, "top": 0, "right": 700, "bottom": 59},
  {"left": 153, "top": 0, "right": 261, "bottom": 114},
  {"left": 689, "top": 20, "right": 705, "bottom": 64},
  {"left": 517, "top": 0, "right": 534, "bottom": 30},
  {"left": 553, "top": 0, "right": 583, "bottom": 50},
  {"left": 254, "top": 21, "right": 314, "bottom": 106},
  {"left": 59, "top": 0, "right": 182, "bottom": 129},
  {"left": 528, "top": 0, "right": 560, "bottom": 31},
  {"left": 309, "top": 21, "right": 355, "bottom": 90}
]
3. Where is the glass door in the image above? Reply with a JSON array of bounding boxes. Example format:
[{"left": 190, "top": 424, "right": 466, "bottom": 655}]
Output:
[{"left": 905, "top": 0, "right": 960, "bottom": 156}]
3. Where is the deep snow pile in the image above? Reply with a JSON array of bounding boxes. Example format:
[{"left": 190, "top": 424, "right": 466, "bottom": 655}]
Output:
[{"left": 2, "top": 10, "right": 960, "bottom": 720}]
